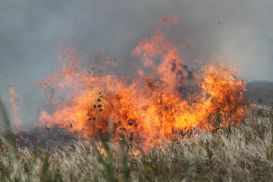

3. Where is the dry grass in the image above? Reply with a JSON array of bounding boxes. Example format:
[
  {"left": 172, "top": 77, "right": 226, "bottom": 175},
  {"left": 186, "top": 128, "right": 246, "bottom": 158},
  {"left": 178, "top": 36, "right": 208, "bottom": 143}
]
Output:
[{"left": 0, "top": 102, "right": 273, "bottom": 181}]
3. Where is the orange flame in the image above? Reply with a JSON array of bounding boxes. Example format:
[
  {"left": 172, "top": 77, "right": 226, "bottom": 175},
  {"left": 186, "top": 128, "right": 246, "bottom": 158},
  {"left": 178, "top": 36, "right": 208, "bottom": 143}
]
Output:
[
  {"left": 8, "top": 85, "right": 22, "bottom": 131},
  {"left": 39, "top": 19, "right": 247, "bottom": 151}
]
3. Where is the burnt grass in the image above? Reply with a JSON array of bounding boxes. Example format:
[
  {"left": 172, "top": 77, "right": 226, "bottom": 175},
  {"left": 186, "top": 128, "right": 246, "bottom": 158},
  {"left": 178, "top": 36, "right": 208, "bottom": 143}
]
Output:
[{"left": 0, "top": 104, "right": 273, "bottom": 181}]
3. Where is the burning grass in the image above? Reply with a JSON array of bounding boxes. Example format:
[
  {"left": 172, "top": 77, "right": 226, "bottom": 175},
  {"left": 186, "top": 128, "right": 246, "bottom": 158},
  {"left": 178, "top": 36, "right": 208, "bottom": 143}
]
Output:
[
  {"left": 0, "top": 18, "right": 267, "bottom": 181},
  {"left": 38, "top": 19, "right": 247, "bottom": 152},
  {"left": 0, "top": 102, "right": 273, "bottom": 181}
]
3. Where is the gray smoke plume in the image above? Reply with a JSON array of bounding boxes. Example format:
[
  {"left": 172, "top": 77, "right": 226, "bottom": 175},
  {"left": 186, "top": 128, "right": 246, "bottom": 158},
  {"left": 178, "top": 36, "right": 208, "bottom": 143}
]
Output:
[{"left": 0, "top": 0, "right": 273, "bottom": 126}]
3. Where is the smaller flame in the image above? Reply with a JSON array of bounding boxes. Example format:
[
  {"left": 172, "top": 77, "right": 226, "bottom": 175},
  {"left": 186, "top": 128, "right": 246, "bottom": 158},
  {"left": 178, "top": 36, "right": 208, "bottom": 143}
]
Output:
[{"left": 8, "top": 85, "right": 22, "bottom": 131}]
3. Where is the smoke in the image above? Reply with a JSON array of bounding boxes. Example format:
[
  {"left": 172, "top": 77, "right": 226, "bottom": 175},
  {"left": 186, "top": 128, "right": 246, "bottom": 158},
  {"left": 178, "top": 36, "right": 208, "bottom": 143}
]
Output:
[{"left": 0, "top": 0, "right": 272, "bottom": 126}]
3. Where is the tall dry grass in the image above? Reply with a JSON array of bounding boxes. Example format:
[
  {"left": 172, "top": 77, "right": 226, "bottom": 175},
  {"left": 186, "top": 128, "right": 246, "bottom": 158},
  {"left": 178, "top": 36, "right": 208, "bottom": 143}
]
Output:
[{"left": 0, "top": 100, "right": 273, "bottom": 181}]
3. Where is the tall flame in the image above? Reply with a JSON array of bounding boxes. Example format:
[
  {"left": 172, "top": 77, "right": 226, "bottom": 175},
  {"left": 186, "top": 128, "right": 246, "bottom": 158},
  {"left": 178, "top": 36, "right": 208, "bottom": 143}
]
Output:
[{"left": 39, "top": 18, "right": 247, "bottom": 151}]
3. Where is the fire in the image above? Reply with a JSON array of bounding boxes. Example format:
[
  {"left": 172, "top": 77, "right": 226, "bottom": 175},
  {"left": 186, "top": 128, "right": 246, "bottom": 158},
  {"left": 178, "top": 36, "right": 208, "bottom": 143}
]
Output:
[
  {"left": 39, "top": 18, "right": 247, "bottom": 151},
  {"left": 8, "top": 85, "right": 22, "bottom": 131}
]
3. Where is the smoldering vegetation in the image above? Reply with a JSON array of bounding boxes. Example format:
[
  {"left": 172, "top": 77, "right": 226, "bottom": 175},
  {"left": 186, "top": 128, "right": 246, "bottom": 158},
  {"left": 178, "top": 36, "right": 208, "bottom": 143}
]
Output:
[{"left": 0, "top": 98, "right": 273, "bottom": 181}]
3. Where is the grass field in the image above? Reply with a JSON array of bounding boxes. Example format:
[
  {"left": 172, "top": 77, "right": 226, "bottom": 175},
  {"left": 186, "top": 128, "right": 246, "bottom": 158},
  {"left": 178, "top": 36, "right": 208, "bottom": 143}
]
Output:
[{"left": 0, "top": 101, "right": 273, "bottom": 181}]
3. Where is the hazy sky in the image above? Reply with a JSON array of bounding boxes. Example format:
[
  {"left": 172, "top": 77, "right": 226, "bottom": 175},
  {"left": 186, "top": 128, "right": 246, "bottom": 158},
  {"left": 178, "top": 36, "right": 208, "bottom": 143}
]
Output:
[{"left": 0, "top": 0, "right": 273, "bottom": 125}]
